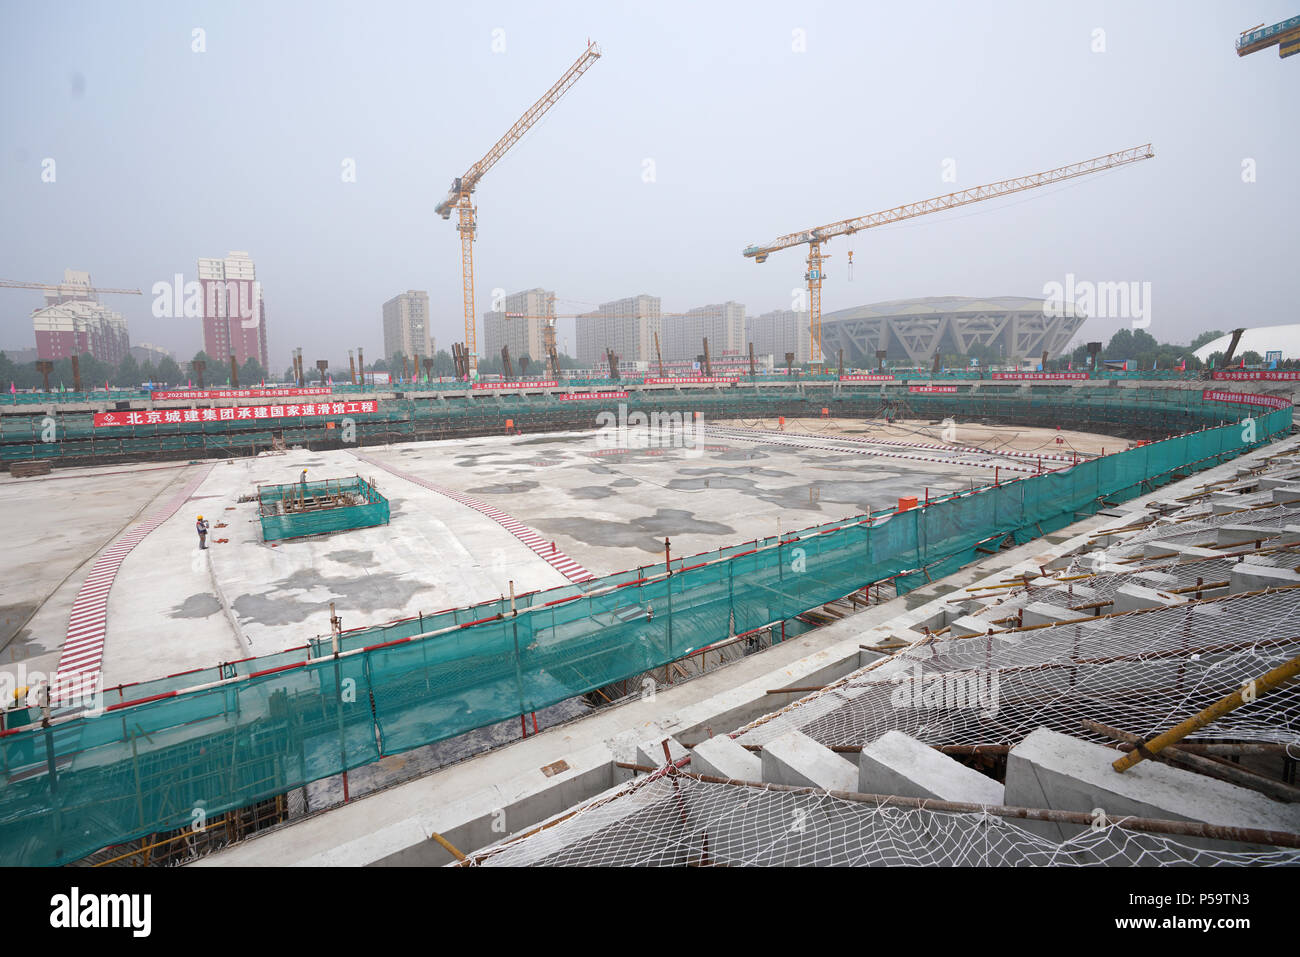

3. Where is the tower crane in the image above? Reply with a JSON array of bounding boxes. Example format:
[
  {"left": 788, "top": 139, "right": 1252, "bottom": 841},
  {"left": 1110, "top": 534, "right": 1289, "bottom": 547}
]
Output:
[
  {"left": 1236, "top": 15, "right": 1300, "bottom": 58},
  {"left": 434, "top": 41, "right": 601, "bottom": 379},
  {"left": 743, "top": 144, "right": 1155, "bottom": 369},
  {"left": 0, "top": 278, "right": 142, "bottom": 297}
]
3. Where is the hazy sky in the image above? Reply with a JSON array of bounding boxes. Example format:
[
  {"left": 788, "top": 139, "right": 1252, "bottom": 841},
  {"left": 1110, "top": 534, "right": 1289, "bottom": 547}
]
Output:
[{"left": 2, "top": 0, "right": 1296, "bottom": 366}]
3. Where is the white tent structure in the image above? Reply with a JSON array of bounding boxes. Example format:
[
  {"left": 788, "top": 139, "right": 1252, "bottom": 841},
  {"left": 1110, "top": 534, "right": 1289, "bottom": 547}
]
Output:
[{"left": 1192, "top": 324, "right": 1300, "bottom": 362}]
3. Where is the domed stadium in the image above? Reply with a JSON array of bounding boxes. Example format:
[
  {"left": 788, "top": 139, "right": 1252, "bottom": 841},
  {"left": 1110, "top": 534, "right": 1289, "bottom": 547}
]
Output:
[
  {"left": 1192, "top": 324, "right": 1300, "bottom": 362},
  {"left": 821, "top": 295, "right": 1085, "bottom": 365}
]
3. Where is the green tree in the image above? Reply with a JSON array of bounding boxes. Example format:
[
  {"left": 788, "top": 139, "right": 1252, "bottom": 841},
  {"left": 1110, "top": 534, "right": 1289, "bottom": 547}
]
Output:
[
  {"left": 1104, "top": 328, "right": 1134, "bottom": 359},
  {"left": 239, "top": 357, "right": 265, "bottom": 385},
  {"left": 0, "top": 351, "right": 18, "bottom": 391},
  {"left": 140, "top": 359, "right": 156, "bottom": 384},
  {"left": 156, "top": 355, "right": 182, "bottom": 384},
  {"left": 115, "top": 353, "right": 141, "bottom": 387},
  {"left": 1240, "top": 350, "right": 1263, "bottom": 367}
]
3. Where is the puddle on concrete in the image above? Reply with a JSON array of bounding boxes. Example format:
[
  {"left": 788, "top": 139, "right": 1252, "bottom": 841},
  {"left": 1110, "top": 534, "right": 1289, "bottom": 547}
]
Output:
[
  {"left": 326, "top": 549, "right": 375, "bottom": 566},
  {"left": 233, "top": 567, "right": 427, "bottom": 626},
  {"left": 667, "top": 476, "right": 758, "bottom": 492},
  {"left": 170, "top": 593, "right": 223, "bottom": 619},
  {"left": 754, "top": 478, "right": 967, "bottom": 513},
  {"left": 0, "top": 602, "right": 39, "bottom": 655},
  {"left": 537, "top": 508, "right": 735, "bottom": 554},
  {"left": 494, "top": 458, "right": 567, "bottom": 468},
  {"left": 567, "top": 486, "right": 616, "bottom": 500},
  {"left": 611, "top": 478, "right": 638, "bottom": 488},
  {"left": 677, "top": 466, "right": 793, "bottom": 479},
  {"left": 713, "top": 450, "right": 770, "bottom": 461},
  {"left": 453, "top": 452, "right": 514, "bottom": 467},
  {"left": 465, "top": 480, "right": 540, "bottom": 495},
  {"left": 515, "top": 435, "right": 587, "bottom": 446}
]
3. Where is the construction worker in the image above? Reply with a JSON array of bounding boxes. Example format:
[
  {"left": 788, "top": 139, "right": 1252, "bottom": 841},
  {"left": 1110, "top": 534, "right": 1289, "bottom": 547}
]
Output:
[
  {"left": 196, "top": 514, "right": 209, "bottom": 549},
  {"left": 300, "top": 468, "right": 308, "bottom": 486}
]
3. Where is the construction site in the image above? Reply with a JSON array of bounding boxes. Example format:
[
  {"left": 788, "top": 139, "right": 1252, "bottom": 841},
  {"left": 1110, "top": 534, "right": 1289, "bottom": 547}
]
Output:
[
  {"left": 2, "top": 10, "right": 1298, "bottom": 888},
  {"left": 2, "top": 374, "right": 1298, "bottom": 869}
]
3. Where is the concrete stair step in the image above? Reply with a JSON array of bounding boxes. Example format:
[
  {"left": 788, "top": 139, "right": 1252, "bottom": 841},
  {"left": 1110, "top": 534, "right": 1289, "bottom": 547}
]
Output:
[
  {"left": 761, "top": 730, "right": 858, "bottom": 791},
  {"left": 859, "top": 730, "right": 1004, "bottom": 805}
]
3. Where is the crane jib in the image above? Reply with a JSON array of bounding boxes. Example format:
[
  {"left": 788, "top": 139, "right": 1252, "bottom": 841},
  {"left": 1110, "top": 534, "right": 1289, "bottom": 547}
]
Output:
[
  {"left": 434, "top": 41, "right": 602, "bottom": 378},
  {"left": 743, "top": 143, "right": 1154, "bottom": 370},
  {"left": 744, "top": 144, "right": 1153, "bottom": 259}
]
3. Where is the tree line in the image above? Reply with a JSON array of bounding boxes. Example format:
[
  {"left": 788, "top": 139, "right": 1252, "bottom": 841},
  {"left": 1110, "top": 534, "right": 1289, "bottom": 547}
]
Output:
[{"left": 1, "top": 350, "right": 268, "bottom": 391}]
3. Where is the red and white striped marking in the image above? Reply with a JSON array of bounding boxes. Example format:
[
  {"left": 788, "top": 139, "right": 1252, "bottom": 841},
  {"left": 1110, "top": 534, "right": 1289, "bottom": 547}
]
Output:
[
  {"left": 704, "top": 426, "right": 1044, "bottom": 474},
  {"left": 51, "top": 466, "right": 215, "bottom": 703},
  {"left": 355, "top": 454, "right": 594, "bottom": 584},
  {"left": 790, "top": 430, "right": 1081, "bottom": 463}
]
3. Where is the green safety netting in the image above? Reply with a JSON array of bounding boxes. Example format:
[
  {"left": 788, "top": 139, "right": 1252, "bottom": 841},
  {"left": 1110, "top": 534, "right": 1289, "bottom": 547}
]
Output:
[
  {"left": 0, "top": 384, "right": 1267, "bottom": 463},
  {"left": 257, "top": 476, "right": 389, "bottom": 541},
  {"left": 0, "top": 400, "right": 1289, "bottom": 865}
]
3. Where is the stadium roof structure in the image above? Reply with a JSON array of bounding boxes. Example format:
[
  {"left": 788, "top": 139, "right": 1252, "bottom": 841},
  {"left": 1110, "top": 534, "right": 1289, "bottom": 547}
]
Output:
[
  {"left": 821, "top": 295, "right": 1086, "bottom": 365},
  {"left": 1193, "top": 324, "right": 1300, "bottom": 363}
]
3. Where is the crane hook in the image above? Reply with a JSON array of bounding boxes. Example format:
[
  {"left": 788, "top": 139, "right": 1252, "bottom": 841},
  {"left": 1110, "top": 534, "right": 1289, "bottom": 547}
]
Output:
[{"left": 847, "top": 250, "right": 854, "bottom": 282}]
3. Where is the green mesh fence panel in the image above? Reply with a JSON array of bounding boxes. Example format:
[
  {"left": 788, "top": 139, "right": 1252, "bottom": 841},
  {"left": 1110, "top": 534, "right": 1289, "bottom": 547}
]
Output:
[
  {"left": 257, "top": 476, "right": 389, "bottom": 541},
  {"left": 0, "top": 401, "right": 1289, "bottom": 864}
]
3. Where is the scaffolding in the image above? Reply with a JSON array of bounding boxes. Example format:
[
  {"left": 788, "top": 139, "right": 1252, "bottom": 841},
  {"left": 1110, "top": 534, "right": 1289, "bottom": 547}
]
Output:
[{"left": 257, "top": 476, "right": 388, "bottom": 541}]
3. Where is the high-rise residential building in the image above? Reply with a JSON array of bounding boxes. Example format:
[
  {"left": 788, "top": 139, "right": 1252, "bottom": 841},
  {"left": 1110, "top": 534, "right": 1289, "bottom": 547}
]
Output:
[
  {"left": 574, "top": 295, "right": 661, "bottom": 368},
  {"left": 483, "top": 288, "right": 553, "bottom": 367},
  {"left": 748, "top": 309, "right": 812, "bottom": 365},
  {"left": 198, "top": 251, "right": 268, "bottom": 370},
  {"left": 382, "top": 290, "right": 433, "bottom": 366},
  {"left": 31, "top": 269, "right": 131, "bottom": 364},
  {"left": 661, "top": 301, "right": 746, "bottom": 362},
  {"left": 129, "top": 343, "right": 174, "bottom": 366}
]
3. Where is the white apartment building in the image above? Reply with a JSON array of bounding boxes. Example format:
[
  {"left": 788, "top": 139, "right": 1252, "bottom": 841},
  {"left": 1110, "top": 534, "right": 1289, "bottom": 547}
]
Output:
[
  {"left": 747, "top": 309, "right": 812, "bottom": 365},
  {"left": 574, "top": 295, "right": 661, "bottom": 367},
  {"left": 661, "top": 301, "right": 745, "bottom": 362},
  {"left": 382, "top": 290, "right": 433, "bottom": 365},
  {"left": 482, "top": 288, "right": 554, "bottom": 366}
]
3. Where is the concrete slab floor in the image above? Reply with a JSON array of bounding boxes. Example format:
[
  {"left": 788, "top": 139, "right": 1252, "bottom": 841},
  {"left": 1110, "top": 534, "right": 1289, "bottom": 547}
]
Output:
[
  {"left": 357, "top": 417, "right": 1115, "bottom": 579},
  {"left": 194, "top": 433, "right": 1294, "bottom": 867},
  {"left": 0, "top": 415, "right": 1125, "bottom": 695}
]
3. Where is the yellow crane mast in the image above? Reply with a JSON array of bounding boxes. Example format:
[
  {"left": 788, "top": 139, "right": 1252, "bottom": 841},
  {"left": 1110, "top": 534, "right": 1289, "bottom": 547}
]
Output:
[
  {"left": 435, "top": 41, "right": 601, "bottom": 379},
  {"left": 743, "top": 144, "right": 1155, "bottom": 370}
]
